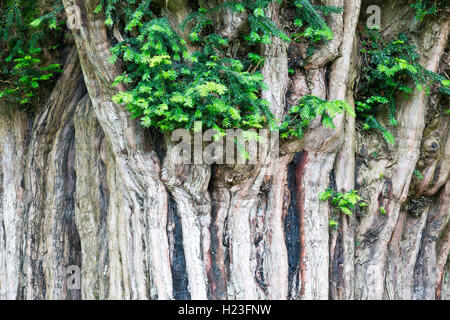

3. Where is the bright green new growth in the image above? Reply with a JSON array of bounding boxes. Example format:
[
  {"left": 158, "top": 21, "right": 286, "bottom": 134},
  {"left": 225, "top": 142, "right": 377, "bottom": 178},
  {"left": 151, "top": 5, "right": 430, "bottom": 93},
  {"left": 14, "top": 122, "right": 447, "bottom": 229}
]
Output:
[
  {"left": 319, "top": 189, "right": 366, "bottom": 228},
  {"left": 280, "top": 95, "right": 354, "bottom": 139},
  {"left": 109, "top": 0, "right": 349, "bottom": 137},
  {"left": 414, "top": 169, "right": 424, "bottom": 180},
  {"left": 356, "top": 31, "right": 449, "bottom": 144},
  {"left": 110, "top": 18, "right": 273, "bottom": 134},
  {"left": 1, "top": 0, "right": 350, "bottom": 135}
]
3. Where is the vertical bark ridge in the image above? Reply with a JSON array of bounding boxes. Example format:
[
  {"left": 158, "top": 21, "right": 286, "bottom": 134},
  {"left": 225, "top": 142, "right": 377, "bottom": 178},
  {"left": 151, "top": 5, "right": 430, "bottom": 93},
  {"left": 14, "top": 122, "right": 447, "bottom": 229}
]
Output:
[
  {"left": 73, "top": 96, "right": 110, "bottom": 299},
  {"left": 413, "top": 180, "right": 449, "bottom": 299},
  {"left": 63, "top": 0, "right": 173, "bottom": 299},
  {"left": 209, "top": 1, "right": 292, "bottom": 300},
  {"left": 20, "top": 48, "right": 84, "bottom": 299},
  {"left": 296, "top": 151, "right": 337, "bottom": 299},
  {"left": 257, "top": 1, "right": 291, "bottom": 300},
  {"left": 385, "top": 209, "right": 428, "bottom": 299},
  {"left": 0, "top": 109, "right": 28, "bottom": 300},
  {"left": 210, "top": 177, "right": 230, "bottom": 300},
  {"left": 355, "top": 15, "right": 449, "bottom": 300},
  {"left": 212, "top": 166, "right": 267, "bottom": 299},
  {"left": 329, "top": 0, "right": 362, "bottom": 299},
  {"left": 158, "top": 2, "right": 213, "bottom": 300},
  {"left": 161, "top": 156, "right": 212, "bottom": 299}
]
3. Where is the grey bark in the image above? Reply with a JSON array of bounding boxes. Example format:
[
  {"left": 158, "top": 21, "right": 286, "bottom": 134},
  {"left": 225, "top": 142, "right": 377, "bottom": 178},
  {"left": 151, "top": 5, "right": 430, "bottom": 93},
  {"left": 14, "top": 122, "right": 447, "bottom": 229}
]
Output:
[{"left": 0, "top": 0, "right": 448, "bottom": 300}]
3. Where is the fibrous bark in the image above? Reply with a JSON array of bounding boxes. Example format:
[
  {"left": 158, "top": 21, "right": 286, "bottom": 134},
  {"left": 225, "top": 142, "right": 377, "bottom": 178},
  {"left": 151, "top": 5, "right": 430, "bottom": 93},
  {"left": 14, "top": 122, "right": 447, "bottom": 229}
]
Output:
[{"left": 0, "top": 0, "right": 448, "bottom": 300}]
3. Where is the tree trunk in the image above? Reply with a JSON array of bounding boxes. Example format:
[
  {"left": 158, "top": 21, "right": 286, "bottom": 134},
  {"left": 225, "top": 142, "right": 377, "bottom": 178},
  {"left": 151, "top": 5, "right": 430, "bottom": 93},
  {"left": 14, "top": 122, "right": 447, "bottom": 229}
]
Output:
[{"left": 0, "top": 0, "right": 448, "bottom": 300}]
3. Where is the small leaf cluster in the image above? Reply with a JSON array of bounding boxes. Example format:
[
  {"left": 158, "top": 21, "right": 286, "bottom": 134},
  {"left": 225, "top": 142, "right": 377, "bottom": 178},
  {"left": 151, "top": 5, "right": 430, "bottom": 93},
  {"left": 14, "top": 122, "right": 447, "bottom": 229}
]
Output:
[
  {"left": 319, "top": 189, "right": 366, "bottom": 228},
  {"left": 0, "top": 48, "right": 61, "bottom": 105},
  {"left": 410, "top": 0, "right": 447, "bottom": 21},
  {"left": 413, "top": 169, "right": 424, "bottom": 180},
  {"left": 240, "top": 0, "right": 291, "bottom": 44},
  {"left": 29, "top": 2, "right": 64, "bottom": 30},
  {"left": 183, "top": 1, "right": 290, "bottom": 45},
  {"left": 0, "top": 0, "right": 63, "bottom": 109},
  {"left": 291, "top": 0, "right": 341, "bottom": 43},
  {"left": 94, "top": 0, "right": 154, "bottom": 28},
  {"left": 280, "top": 95, "right": 354, "bottom": 139}
]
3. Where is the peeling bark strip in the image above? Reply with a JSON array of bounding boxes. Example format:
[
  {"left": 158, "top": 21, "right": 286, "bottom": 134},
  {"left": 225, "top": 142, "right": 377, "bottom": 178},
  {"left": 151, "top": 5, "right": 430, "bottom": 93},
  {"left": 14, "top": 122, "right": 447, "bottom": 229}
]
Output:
[
  {"left": 0, "top": 0, "right": 449, "bottom": 300},
  {"left": 73, "top": 96, "right": 111, "bottom": 299}
]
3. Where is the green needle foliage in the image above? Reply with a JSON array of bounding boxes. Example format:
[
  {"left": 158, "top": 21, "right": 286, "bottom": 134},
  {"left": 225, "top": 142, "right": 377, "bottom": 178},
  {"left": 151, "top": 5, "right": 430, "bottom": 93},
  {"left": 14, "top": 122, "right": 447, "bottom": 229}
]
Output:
[
  {"left": 0, "top": 0, "right": 63, "bottom": 110},
  {"left": 411, "top": 0, "right": 448, "bottom": 21},
  {"left": 109, "top": 0, "right": 349, "bottom": 138},
  {"left": 110, "top": 18, "right": 274, "bottom": 134},
  {"left": 183, "top": 1, "right": 290, "bottom": 45},
  {"left": 0, "top": 48, "right": 62, "bottom": 106},
  {"left": 413, "top": 169, "right": 424, "bottom": 180},
  {"left": 1, "top": 0, "right": 349, "bottom": 138},
  {"left": 280, "top": 95, "right": 354, "bottom": 139},
  {"left": 319, "top": 189, "right": 366, "bottom": 228},
  {"left": 290, "top": 0, "right": 342, "bottom": 59},
  {"left": 356, "top": 31, "right": 449, "bottom": 144},
  {"left": 292, "top": 0, "right": 340, "bottom": 43},
  {"left": 1, "top": 0, "right": 351, "bottom": 140}
]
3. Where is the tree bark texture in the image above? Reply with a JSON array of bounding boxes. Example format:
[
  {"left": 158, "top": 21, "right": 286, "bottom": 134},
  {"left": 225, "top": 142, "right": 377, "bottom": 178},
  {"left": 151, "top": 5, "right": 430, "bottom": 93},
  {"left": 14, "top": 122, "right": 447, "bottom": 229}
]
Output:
[{"left": 0, "top": 0, "right": 448, "bottom": 300}]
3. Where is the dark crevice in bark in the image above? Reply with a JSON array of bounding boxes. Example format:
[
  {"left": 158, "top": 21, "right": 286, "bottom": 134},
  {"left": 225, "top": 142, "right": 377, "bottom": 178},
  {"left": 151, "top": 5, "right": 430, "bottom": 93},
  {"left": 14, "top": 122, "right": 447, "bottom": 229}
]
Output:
[
  {"left": 330, "top": 224, "right": 344, "bottom": 299},
  {"left": 188, "top": 0, "right": 200, "bottom": 11},
  {"left": 413, "top": 181, "right": 449, "bottom": 299},
  {"left": 295, "top": 151, "right": 309, "bottom": 298},
  {"left": 285, "top": 151, "right": 302, "bottom": 299},
  {"left": 324, "top": 64, "right": 332, "bottom": 100},
  {"left": 167, "top": 192, "right": 190, "bottom": 300},
  {"left": 209, "top": 172, "right": 228, "bottom": 300},
  {"left": 255, "top": 198, "right": 268, "bottom": 293},
  {"left": 151, "top": 130, "right": 167, "bottom": 165},
  {"left": 60, "top": 125, "right": 82, "bottom": 300}
]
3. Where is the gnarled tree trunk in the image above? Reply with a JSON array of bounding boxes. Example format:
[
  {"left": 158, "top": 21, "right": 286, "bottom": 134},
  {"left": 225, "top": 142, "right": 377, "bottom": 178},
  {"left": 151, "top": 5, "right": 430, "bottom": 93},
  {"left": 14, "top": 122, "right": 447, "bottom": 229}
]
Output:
[{"left": 0, "top": 0, "right": 448, "bottom": 300}]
